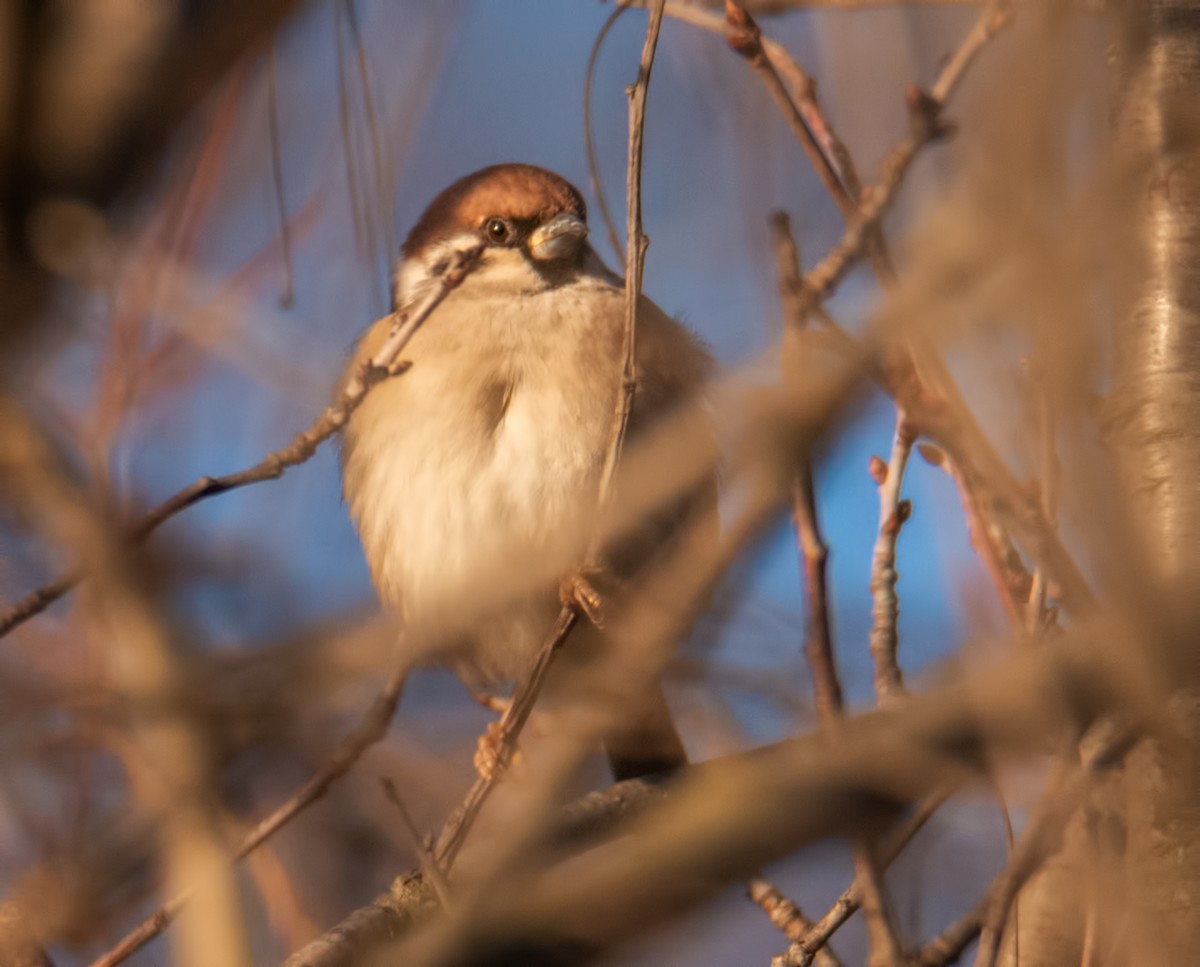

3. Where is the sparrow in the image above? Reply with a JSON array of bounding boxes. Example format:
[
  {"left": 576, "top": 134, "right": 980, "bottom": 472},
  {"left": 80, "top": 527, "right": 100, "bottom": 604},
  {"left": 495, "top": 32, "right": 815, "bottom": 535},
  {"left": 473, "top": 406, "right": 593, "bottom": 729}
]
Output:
[{"left": 339, "top": 163, "right": 714, "bottom": 780}]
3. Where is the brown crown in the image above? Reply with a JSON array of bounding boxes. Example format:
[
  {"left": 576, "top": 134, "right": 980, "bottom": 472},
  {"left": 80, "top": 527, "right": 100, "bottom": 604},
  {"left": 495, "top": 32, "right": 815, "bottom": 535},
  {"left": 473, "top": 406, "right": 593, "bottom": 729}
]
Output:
[{"left": 401, "top": 164, "right": 587, "bottom": 257}]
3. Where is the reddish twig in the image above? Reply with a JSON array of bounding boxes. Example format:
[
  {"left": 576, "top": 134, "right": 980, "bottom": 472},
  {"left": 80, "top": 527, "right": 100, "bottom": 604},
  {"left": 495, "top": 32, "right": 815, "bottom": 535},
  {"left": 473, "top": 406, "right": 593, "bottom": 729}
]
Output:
[
  {"left": 266, "top": 43, "right": 294, "bottom": 309},
  {"left": 0, "top": 242, "right": 484, "bottom": 641},
  {"left": 88, "top": 666, "right": 409, "bottom": 967},
  {"left": 724, "top": 1, "right": 855, "bottom": 219},
  {"left": 749, "top": 878, "right": 844, "bottom": 967}
]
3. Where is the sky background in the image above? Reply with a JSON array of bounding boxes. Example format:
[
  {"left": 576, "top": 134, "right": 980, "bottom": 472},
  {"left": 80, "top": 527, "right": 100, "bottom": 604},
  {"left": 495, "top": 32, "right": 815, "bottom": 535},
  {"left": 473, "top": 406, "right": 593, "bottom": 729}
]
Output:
[{"left": 9, "top": 2, "right": 1042, "bottom": 963}]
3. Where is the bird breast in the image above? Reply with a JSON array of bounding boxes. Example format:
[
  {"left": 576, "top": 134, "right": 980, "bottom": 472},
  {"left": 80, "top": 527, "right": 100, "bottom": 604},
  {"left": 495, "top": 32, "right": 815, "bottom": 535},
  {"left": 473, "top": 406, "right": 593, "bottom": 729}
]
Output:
[{"left": 341, "top": 275, "right": 626, "bottom": 677}]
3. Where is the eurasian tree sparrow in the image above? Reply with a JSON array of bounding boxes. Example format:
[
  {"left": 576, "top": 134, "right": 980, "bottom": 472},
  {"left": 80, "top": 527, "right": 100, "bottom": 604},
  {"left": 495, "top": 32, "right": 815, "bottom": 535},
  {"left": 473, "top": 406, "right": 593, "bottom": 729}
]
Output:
[{"left": 339, "top": 164, "right": 714, "bottom": 779}]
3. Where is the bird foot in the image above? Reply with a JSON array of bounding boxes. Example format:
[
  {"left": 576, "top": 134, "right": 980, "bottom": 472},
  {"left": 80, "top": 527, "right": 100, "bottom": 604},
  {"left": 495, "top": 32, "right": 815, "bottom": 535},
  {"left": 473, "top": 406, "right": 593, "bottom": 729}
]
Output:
[
  {"left": 559, "top": 567, "right": 607, "bottom": 627},
  {"left": 471, "top": 692, "right": 510, "bottom": 715},
  {"left": 473, "top": 720, "right": 517, "bottom": 782}
]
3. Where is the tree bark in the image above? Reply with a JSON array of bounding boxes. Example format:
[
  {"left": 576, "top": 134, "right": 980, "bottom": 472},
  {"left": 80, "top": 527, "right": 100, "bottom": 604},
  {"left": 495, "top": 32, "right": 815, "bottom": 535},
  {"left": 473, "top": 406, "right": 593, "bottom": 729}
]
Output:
[{"left": 1108, "top": 2, "right": 1200, "bottom": 963}]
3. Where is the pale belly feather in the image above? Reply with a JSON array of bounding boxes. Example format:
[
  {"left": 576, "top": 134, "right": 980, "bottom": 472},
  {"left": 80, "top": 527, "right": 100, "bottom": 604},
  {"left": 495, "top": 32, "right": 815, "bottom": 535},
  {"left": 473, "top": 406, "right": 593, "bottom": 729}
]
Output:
[{"left": 342, "top": 279, "right": 624, "bottom": 682}]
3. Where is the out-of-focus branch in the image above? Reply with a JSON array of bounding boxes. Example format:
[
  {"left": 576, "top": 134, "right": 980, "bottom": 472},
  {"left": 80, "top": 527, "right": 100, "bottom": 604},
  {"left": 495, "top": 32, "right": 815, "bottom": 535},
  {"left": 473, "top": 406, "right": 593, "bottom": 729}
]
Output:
[
  {"left": 284, "top": 615, "right": 1134, "bottom": 967},
  {"left": 0, "top": 403, "right": 252, "bottom": 967},
  {"left": 282, "top": 776, "right": 672, "bottom": 967},
  {"left": 391, "top": 626, "right": 1136, "bottom": 967},
  {"left": 914, "top": 725, "right": 1136, "bottom": 967},
  {"left": 89, "top": 666, "right": 409, "bottom": 967},
  {"left": 0, "top": 242, "right": 485, "bottom": 641}
]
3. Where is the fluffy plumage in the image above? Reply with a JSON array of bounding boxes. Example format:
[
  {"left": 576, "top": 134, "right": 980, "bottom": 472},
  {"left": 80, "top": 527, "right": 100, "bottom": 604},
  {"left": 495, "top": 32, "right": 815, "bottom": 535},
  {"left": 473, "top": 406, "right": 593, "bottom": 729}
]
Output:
[{"left": 339, "top": 164, "right": 713, "bottom": 776}]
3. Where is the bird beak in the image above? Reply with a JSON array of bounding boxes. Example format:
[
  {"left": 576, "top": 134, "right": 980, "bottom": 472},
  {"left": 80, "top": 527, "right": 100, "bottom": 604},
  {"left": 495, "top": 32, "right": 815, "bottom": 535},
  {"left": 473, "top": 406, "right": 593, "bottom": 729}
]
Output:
[{"left": 528, "top": 212, "right": 588, "bottom": 262}]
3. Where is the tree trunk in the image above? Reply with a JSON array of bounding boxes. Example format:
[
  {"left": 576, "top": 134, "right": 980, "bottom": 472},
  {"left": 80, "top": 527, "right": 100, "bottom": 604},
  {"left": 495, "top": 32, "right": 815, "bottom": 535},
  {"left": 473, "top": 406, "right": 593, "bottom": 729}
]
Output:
[
  {"left": 1108, "top": 1, "right": 1200, "bottom": 963},
  {"left": 1003, "top": 3, "right": 1200, "bottom": 963}
]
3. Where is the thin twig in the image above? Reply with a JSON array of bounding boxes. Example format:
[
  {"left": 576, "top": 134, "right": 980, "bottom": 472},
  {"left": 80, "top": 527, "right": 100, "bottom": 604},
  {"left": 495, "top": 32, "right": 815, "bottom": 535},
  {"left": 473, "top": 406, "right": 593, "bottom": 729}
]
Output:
[
  {"left": 0, "top": 243, "right": 484, "bottom": 641},
  {"left": 88, "top": 666, "right": 409, "bottom": 967},
  {"left": 940, "top": 450, "right": 1030, "bottom": 627},
  {"left": 1026, "top": 357, "right": 1058, "bottom": 635},
  {"left": 432, "top": 1, "right": 669, "bottom": 873},
  {"left": 593, "top": 0, "right": 667, "bottom": 521},
  {"left": 584, "top": 1, "right": 631, "bottom": 264},
  {"left": 771, "top": 215, "right": 844, "bottom": 722},
  {"left": 749, "top": 878, "right": 845, "bottom": 967},
  {"left": 784, "top": 792, "right": 951, "bottom": 967},
  {"left": 771, "top": 213, "right": 904, "bottom": 966},
  {"left": 334, "top": 3, "right": 371, "bottom": 286},
  {"left": 725, "top": 2, "right": 853, "bottom": 218},
  {"left": 868, "top": 417, "right": 915, "bottom": 702},
  {"left": 343, "top": 0, "right": 398, "bottom": 265},
  {"left": 431, "top": 607, "right": 579, "bottom": 870},
  {"left": 380, "top": 777, "right": 450, "bottom": 906}
]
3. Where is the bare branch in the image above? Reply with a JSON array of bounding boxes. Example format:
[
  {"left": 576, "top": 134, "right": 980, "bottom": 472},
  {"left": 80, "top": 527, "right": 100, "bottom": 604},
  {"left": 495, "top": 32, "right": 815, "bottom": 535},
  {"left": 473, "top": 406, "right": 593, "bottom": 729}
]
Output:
[
  {"left": 868, "top": 418, "right": 915, "bottom": 702},
  {"left": 431, "top": 607, "right": 579, "bottom": 869},
  {"left": 593, "top": 0, "right": 667, "bottom": 519},
  {"left": 0, "top": 242, "right": 485, "bottom": 641},
  {"left": 785, "top": 791, "right": 951, "bottom": 966}
]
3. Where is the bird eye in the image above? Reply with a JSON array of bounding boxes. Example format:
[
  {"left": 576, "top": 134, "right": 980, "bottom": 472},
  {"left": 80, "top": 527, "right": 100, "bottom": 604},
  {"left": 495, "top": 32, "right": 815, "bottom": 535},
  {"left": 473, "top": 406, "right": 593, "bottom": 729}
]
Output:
[{"left": 484, "top": 217, "right": 511, "bottom": 243}]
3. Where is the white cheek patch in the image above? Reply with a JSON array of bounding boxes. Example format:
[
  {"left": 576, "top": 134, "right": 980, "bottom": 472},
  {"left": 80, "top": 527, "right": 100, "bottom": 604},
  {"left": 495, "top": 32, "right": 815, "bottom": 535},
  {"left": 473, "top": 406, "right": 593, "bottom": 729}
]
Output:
[
  {"left": 395, "top": 237, "right": 553, "bottom": 310},
  {"left": 393, "top": 231, "right": 485, "bottom": 310}
]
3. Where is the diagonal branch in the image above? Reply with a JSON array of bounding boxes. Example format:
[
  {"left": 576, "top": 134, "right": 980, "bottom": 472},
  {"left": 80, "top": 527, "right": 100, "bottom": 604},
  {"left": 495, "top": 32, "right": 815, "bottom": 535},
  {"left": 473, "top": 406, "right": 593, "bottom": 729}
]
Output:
[{"left": 0, "top": 242, "right": 485, "bottom": 641}]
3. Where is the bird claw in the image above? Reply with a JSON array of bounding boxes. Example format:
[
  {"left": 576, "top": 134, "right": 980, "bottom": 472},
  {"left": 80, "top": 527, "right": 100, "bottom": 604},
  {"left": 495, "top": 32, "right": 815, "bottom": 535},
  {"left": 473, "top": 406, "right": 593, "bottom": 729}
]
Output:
[
  {"left": 473, "top": 721, "right": 513, "bottom": 781},
  {"left": 560, "top": 568, "right": 606, "bottom": 627},
  {"left": 471, "top": 692, "right": 510, "bottom": 715}
]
